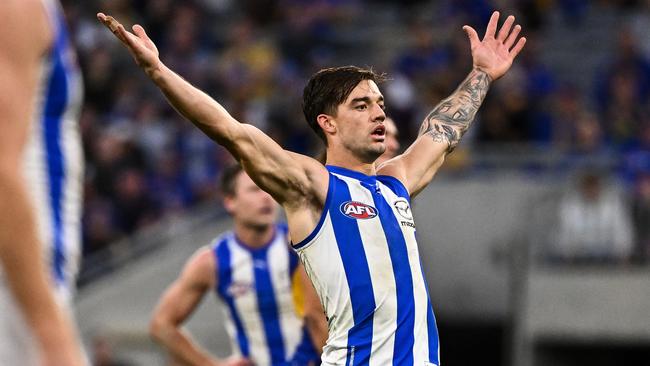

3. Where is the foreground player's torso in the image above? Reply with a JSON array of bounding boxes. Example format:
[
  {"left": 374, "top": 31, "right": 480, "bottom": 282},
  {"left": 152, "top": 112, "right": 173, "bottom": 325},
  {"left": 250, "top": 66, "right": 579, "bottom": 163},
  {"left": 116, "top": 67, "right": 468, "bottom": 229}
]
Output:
[{"left": 294, "top": 165, "right": 440, "bottom": 366}]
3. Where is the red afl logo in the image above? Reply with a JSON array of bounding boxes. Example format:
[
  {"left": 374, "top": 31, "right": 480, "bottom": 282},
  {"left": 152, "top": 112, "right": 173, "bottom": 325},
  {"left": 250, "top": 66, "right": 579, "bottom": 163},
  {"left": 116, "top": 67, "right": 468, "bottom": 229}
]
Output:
[{"left": 340, "top": 201, "right": 378, "bottom": 219}]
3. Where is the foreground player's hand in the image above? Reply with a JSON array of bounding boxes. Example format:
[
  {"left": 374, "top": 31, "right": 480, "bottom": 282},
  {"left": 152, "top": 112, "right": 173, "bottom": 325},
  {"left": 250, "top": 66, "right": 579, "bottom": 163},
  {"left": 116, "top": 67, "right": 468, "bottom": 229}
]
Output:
[
  {"left": 463, "top": 11, "right": 526, "bottom": 81},
  {"left": 96, "top": 13, "right": 161, "bottom": 76}
]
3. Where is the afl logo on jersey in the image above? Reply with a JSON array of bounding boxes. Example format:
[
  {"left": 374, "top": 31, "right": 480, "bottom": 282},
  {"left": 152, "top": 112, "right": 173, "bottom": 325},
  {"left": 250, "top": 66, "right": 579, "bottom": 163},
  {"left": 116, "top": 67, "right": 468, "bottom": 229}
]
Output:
[
  {"left": 340, "top": 201, "right": 378, "bottom": 219},
  {"left": 227, "top": 282, "right": 252, "bottom": 298}
]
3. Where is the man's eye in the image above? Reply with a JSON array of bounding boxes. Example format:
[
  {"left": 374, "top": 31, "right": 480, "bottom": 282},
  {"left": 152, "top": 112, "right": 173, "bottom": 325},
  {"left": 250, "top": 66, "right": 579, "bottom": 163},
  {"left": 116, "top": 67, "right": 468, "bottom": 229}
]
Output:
[
  {"left": 355, "top": 105, "right": 367, "bottom": 110},
  {"left": 379, "top": 105, "right": 386, "bottom": 111}
]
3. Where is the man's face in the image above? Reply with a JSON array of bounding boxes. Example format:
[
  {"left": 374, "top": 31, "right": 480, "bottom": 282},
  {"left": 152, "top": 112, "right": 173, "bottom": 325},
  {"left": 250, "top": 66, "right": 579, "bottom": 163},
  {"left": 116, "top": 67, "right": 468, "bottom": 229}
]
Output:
[
  {"left": 224, "top": 172, "right": 278, "bottom": 228},
  {"left": 331, "top": 80, "right": 387, "bottom": 163}
]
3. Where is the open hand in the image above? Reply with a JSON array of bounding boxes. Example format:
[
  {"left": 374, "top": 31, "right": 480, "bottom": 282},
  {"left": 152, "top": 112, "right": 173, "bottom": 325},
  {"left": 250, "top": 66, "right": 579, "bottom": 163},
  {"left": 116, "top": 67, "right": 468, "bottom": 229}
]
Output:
[
  {"left": 463, "top": 11, "right": 526, "bottom": 81},
  {"left": 97, "top": 13, "right": 161, "bottom": 76}
]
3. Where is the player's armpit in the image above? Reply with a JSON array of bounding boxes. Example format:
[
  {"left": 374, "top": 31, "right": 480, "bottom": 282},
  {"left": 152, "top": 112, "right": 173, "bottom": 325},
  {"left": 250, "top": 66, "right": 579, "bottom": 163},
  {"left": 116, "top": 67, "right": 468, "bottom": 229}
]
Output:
[{"left": 228, "top": 124, "right": 328, "bottom": 207}]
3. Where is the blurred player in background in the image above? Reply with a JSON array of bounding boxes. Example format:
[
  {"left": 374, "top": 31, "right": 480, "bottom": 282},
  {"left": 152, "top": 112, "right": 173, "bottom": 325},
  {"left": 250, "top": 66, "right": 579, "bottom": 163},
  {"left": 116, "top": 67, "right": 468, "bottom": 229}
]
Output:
[
  {"left": 0, "top": 0, "right": 85, "bottom": 365},
  {"left": 150, "top": 164, "right": 326, "bottom": 366},
  {"left": 98, "top": 10, "right": 524, "bottom": 365}
]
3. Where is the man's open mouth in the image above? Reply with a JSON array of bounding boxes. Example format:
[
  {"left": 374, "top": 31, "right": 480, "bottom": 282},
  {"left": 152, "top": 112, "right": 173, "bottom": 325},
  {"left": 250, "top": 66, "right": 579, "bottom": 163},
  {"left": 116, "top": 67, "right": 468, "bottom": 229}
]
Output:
[{"left": 372, "top": 125, "right": 386, "bottom": 137}]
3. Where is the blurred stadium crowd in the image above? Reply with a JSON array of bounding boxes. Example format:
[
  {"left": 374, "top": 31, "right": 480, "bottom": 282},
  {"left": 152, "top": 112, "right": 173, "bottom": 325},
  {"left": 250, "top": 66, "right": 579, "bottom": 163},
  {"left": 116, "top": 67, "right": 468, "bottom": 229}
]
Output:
[{"left": 62, "top": 0, "right": 649, "bottom": 266}]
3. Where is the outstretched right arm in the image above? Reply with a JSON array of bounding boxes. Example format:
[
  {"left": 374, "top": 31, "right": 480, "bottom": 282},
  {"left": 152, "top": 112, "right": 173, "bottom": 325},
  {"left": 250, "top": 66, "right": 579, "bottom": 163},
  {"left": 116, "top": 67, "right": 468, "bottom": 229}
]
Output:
[{"left": 97, "top": 14, "right": 325, "bottom": 207}]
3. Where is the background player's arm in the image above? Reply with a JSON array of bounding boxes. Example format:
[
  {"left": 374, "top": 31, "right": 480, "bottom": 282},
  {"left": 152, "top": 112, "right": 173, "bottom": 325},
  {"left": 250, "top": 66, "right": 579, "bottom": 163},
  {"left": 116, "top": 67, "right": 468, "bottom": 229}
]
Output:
[
  {"left": 150, "top": 247, "right": 252, "bottom": 366},
  {"left": 96, "top": 14, "right": 326, "bottom": 208},
  {"left": 379, "top": 12, "right": 526, "bottom": 197},
  {"left": 0, "top": 2, "right": 84, "bottom": 365},
  {"left": 297, "top": 265, "right": 328, "bottom": 354}
]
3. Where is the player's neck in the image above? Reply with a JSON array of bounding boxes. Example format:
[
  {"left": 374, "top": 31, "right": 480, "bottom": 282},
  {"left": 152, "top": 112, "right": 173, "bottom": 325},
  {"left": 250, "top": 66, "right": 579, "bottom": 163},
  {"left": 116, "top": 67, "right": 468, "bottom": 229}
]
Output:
[
  {"left": 233, "top": 222, "right": 275, "bottom": 249},
  {"left": 325, "top": 150, "right": 376, "bottom": 176}
]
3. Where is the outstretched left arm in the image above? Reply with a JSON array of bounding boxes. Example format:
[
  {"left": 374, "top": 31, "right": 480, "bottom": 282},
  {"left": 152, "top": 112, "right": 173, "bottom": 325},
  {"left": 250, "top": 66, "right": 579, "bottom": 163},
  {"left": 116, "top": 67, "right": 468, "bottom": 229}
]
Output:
[
  {"left": 379, "top": 11, "right": 526, "bottom": 197},
  {"left": 418, "top": 68, "right": 491, "bottom": 152}
]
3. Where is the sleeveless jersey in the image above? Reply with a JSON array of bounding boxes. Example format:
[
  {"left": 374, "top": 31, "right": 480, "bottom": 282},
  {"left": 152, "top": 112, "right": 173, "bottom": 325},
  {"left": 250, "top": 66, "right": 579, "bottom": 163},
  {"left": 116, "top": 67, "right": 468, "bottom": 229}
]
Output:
[
  {"left": 213, "top": 224, "right": 319, "bottom": 365},
  {"left": 294, "top": 166, "right": 440, "bottom": 366},
  {"left": 0, "top": 1, "right": 84, "bottom": 365},
  {"left": 22, "top": 0, "right": 84, "bottom": 300}
]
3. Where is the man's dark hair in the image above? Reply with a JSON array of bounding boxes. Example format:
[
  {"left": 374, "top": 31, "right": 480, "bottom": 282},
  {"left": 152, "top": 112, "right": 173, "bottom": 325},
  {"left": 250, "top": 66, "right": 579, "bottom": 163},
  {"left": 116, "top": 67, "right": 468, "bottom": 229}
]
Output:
[
  {"left": 220, "top": 164, "right": 243, "bottom": 197},
  {"left": 302, "top": 66, "right": 386, "bottom": 145}
]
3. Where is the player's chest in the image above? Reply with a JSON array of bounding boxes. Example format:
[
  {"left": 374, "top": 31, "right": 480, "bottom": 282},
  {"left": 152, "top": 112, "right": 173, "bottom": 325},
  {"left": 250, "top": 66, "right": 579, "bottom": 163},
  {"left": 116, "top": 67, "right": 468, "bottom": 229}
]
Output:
[
  {"left": 334, "top": 185, "right": 417, "bottom": 235},
  {"left": 226, "top": 255, "right": 292, "bottom": 305}
]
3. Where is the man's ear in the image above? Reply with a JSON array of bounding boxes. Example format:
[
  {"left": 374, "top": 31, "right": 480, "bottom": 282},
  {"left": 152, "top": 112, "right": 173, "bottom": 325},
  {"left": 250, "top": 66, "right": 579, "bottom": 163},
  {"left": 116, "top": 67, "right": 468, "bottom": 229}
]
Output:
[
  {"left": 317, "top": 113, "right": 337, "bottom": 135},
  {"left": 223, "top": 195, "right": 235, "bottom": 214}
]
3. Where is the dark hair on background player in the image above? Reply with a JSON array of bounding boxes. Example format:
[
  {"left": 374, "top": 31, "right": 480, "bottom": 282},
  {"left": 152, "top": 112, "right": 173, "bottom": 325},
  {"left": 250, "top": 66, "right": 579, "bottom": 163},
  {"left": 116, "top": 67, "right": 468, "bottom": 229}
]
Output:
[
  {"left": 302, "top": 66, "right": 386, "bottom": 145},
  {"left": 220, "top": 164, "right": 243, "bottom": 197}
]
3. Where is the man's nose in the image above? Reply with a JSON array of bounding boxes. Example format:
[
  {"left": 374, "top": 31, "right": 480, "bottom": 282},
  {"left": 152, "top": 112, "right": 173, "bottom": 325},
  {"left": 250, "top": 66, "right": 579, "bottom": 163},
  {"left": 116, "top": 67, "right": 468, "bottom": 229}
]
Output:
[{"left": 372, "top": 104, "right": 386, "bottom": 122}]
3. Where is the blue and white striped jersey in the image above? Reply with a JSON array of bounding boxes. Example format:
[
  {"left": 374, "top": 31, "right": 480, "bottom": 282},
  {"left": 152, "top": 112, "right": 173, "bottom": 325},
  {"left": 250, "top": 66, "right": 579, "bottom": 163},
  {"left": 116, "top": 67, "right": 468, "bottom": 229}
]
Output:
[
  {"left": 213, "top": 224, "right": 319, "bottom": 365},
  {"left": 294, "top": 166, "right": 439, "bottom": 366},
  {"left": 22, "top": 0, "right": 84, "bottom": 301}
]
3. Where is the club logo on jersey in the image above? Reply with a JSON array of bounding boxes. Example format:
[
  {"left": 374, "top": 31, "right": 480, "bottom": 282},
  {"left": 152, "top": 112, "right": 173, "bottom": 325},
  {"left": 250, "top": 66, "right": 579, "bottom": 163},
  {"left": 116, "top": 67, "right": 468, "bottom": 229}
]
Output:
[
  {"left": 394, "top": 199, "right": 413, "bottom": 220},
  {"left": 340, "top": 201, "right": 378, "bottom": 220},
  {"left": 253, "top": 259, "right": 267, "bottom": 269}
]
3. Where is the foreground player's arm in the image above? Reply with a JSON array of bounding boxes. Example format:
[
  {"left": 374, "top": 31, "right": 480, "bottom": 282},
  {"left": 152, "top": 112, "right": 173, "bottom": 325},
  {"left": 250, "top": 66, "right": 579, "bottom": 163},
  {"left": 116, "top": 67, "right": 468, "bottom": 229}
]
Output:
[
  {"left": 150, "top": 248, "right": 252, "bottom": 366},
  {"left": 96, "top": 14, "right": 325, "bottom": 208},
  {"left": 297, "top": 265, "right": 328, "bottom": 354},
  {"left": 0, "top": 2, "right": 84, "bottom": 365},
  {"left": 379, "top": 12, "right": 526, "bottom": 196}
]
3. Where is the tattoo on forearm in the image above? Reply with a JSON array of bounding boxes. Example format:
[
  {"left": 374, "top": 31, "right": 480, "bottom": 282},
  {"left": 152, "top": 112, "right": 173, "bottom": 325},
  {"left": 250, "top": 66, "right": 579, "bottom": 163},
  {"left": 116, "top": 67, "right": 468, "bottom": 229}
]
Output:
[{"left": 418, "top": 69, "right": 491, "bottom": 152}]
